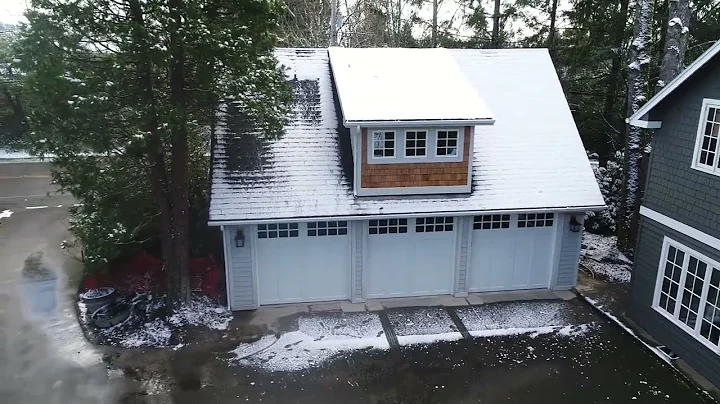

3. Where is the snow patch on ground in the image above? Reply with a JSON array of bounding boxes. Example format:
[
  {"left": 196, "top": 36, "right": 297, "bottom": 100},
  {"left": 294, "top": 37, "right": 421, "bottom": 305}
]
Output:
[
  {"left": 0, "top": 209, "right": 12, "bottom": 219},
  {"left": 580, "top": 233, "right": 632, "bottom": 283},
  {"left": 230, "top": 312, "right": 388, "bottom": 372},
  {"left": 114, "top": 318, "right": 173, "bottom": 348},
  {"left": 457, "top": 300, "right": 570, "bottom": 331},
  {"left": 397, "top": 332, "right": 463, "bottom": 346},
  {"left": 388, "top": 307, "right": 457, "bottom": 336},
  {"left": 168, "top": 296, "right": 232, "bottom": 330},
  {"left": 469, "top": 324, "right": 593, "bottom": 338}
]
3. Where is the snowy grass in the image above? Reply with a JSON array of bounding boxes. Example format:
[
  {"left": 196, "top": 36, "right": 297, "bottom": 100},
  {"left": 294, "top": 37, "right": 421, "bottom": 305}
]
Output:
[
  {"left": 580, "top": 232, "right": 632, "bottom": 283},
  {"left": 0, "top": 209, "right": 12, "bottom": 219}
]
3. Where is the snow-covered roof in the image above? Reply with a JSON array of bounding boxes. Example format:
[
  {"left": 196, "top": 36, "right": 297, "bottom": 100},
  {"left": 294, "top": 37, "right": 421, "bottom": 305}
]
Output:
[
  {"left": 209, "top": 48, "right": 604, "bottom": 224},
  {"left": 629, "top": 39, "right": 720, "bottom": 128},
  {"left": 328, "top": 47, "right": 493, "bottom": 125}
]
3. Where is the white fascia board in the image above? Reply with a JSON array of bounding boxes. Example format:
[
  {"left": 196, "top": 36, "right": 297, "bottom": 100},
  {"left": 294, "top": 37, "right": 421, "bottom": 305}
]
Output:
[
  {"left": 628, "top": 40, "right": 720, "bottom": 124},
  {"left": 640, "top": 206, "right": 720, "bottom": 251},
  {"left": 356, "top": 185, "right": 470, "bottom": 196},
  {"left": 208, "top": 204, "right": 607, "bottom": 226},
  {"left": 344, "top": 118, "right": 495, "bottom": 128},
  {"left": 628, "top": 118, "right": 663, "bottom": 129}
]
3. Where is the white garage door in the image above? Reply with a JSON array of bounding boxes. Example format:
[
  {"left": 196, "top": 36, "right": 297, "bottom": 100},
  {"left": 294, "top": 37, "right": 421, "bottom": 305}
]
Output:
[
  {"left": 468, "top": 213, "right": 555, "bottom": 292},
  {"left": 365, "top": 217, "right": 456, "bottom": 298},
  {"left": 256, "top": 221, "right": 351, "bottom": 305}
]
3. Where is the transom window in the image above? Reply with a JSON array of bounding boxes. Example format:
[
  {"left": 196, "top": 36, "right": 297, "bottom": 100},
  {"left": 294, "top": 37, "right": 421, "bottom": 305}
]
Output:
[
  {"left": 654, "top": 238, "right": 720, "bottom": 351},
  {"left": 308, "top": 221, "right": 348, "bottom": 236},
  {"left": 436, "top": 130, "right": 459, "bottom": 156},
  {"left": 416, "top": 217, "right": 454, "bottom": 232},
  {"left": 517, "top": 213, "right": 554, "bottom": 228},
  {"left": 692, "top": 99, "right": 720, "bottom": 175},
  {"left": 258, "top": 223, "right": 299, "bottom": 238},
  {"left": 474, "top": 214, "right": 511, "bottom": 230},
  {"left": 369, "top": 218, "right": 408, "bottom": 234},
  {"left": 372, "top": 130, "right": 395, "bottom": 158},
  {"left": 405, "top": 130, "right": 427, "bottom": 157}
]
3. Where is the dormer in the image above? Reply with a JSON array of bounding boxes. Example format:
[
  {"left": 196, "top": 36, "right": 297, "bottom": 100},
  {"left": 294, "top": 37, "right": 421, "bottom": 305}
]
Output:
[{"left": 328, "top": 47, "right": 494, "bottom": 196}]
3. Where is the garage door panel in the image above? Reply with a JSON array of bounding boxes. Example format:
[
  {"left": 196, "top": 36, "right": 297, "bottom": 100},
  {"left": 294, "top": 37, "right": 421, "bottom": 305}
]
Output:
[
  {"left": 366, "top": 240, "right": 414, "bottom": 298},
  {"left": 302, "top": 238, "right": 350, "bottom": 300},
  {"left": 412, "top": 238, "right": 454, "bottom": 294}
]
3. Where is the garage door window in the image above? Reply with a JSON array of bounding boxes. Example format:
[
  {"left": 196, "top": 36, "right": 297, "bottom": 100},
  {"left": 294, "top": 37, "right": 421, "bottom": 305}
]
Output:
[
  {"left": 517, "top": 213, "right": 554, "bottom": 228},
  {"left": 369, "top": 219, "right": 408, "bottom": 234},
  {"left": 308, "top": 221, "right": 348, "bottom": 236},
  {"left": 258, "top": 223, "right": 299, "bottom": 238},
  {"left": 416, "top": 217, "right": 454, "bottom": 232},
  {"left": 474, "top": 214, "right": 510, "bottom": 230}
]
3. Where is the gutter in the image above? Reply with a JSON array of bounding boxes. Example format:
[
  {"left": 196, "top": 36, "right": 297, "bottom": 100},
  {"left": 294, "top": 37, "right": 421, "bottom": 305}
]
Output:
[
  {"left": 344, "top": 118, "right": 495, "bottom": 128},
  {"left": 208, "top": 204, "right": 607, "bottom": 227}
]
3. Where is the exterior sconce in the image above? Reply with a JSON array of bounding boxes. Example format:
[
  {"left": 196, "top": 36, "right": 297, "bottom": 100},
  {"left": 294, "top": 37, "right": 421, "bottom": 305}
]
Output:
[
  {"left": 235, "top": 229, "right": 245, "bottom": 247},
  {"left": 569, "top": 216, "right": 582, "bottom": 233}
]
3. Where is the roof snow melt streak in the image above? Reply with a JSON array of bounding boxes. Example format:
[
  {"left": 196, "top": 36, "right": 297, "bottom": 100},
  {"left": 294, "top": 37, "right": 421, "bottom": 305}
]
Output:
[{"left": 328, "top": 47, "right": 493, "bottom": 123}]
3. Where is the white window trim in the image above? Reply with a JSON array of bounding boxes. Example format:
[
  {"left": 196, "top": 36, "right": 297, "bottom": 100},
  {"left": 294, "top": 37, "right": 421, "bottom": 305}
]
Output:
[
  {"left": 435, "top": 129, "right": 463, "bottom": 161},
  {"left": 403, "top": 129, "right": 429, "bottom": 159},
  {"left": 370, "top": 129, "right": 397, "bottom": 160},
  {"left": 690, "top": 98, "right": 720, "bottom": 176},
  {"left": 652, "top": 236, "right": 720, "bottom": 354}
]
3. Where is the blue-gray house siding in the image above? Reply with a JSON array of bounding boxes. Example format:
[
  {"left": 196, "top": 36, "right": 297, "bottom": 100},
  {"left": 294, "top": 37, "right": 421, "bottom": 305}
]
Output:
[
  {"left": 556, "top": 214, "right": 584, "bottom": 289},
  {"left": 629, "top": 55, "right": 720, "bottom": 387}
]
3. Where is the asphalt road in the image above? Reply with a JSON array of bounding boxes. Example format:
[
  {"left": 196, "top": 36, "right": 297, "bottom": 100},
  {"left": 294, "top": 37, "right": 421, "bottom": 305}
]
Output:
[{"left": 0, "top": 162, "right": 75, "bottom": 210}]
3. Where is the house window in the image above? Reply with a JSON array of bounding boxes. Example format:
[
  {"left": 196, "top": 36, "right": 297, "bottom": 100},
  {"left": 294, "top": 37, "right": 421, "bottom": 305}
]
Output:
[
  {"left": 474, "top": 214, "right": 511, "bottom": 230},
  {"left": 653, "top": 238, "right": 720, "bottom": 351},
  {"left": 258, "top": 223, "right": 299, "bottom": 238},
  {"left": 369, "top": 218, "right": 407, "bottom": 234},
  {"left": 308, "top": 221, "right": 348, "bottom": 236},
  {"left": 405, "top": 130, "right": 427, "bottom": 157},
  {"left": 416, "top": 217, "right": 454, "bottom": 232},
  {"left": 692, "top": 99, "right": 720, "bottom": 175},
  {"left": 436, "top": 130, "right": 459, "bottom": 156},
  {"left": 517, "top": 213, "right": 554, "bottom": 228},
  {"left": 372, "top": 130, "right": 395, "bottom": 158}
]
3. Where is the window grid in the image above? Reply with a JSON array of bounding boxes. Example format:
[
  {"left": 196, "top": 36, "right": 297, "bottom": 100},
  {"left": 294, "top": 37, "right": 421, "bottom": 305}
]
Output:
[
  {"left": 369, "top": 218, "right": 408, "bottom": 235},
  {"left": 678, "top": 257, "right": 707, "bottom": 329},
  {"left": 658, "top": 245, "right": 684, "bottom": 315},
  {"left": 372, "top": 131, "right": 395, "bottom": 158},
  {"left": 405, "top": 130, "right": 427, "bottom": 157},
  {"left": 517, "top": 213, "right": 554, "bottom": 228},
  {"left": 436, "top": 130, "right": 459, "bottom": 156},
  {"left": 258, "top": 223, "right": 299, "bottom": 239},
  {"left": 416, "top": 217, "right": 454, "bottom": 232},
  {"left": 697, "top": 105, "right": 720, "bottom": 169},
  {"left": 701, "top": 268, "right": 720, "bottom": 345},
  {"left": 307, "top": 221, "right": 348, "bottom": 237},
  {"left": 473, "top": 214, "right": 511, "bottom": 230}
]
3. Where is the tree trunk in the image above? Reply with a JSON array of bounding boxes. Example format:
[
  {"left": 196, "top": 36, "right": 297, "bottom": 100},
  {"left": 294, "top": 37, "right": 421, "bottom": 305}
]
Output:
[
  {"left": 658, "top": 0, "right": 691, "bottom": 88},
  {"left": 548, "top": 0, "right": 558, "bottom": 48},
  {"left": 619, "top": 0, "right": 653, "bottom": 252},
  {"left": 167, "top": 0, "right": 192, "bottom": 308},
  {"left": 492, "top": 0, "right": 501, "bottom": 48},
  {"left": 330, "top": 0, "right": 338, "bottom": 46},
  {"left": 599, "top": 0, "right": 631, "bottom": 165},
  {"left": 431, "top": 0, "right": 438, "bottom": 47}
]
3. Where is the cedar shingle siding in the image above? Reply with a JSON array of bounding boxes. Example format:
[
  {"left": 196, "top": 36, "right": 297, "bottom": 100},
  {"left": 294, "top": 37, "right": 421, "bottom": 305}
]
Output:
[
  {"left": 629, "top": 57, "right": 720, "bottom": 387},
  {"left": 360, "top": 126, "right": 471, "bottom": 188}
]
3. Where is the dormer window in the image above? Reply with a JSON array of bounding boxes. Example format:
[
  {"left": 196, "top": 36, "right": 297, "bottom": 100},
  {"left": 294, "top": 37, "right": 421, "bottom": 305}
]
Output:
[
  {"left": 436, "top": 130, "right": 459, "bottom": 156},
  {"left": 372, "top": 130, "right": 395, "bottom": 158},
  {"left": 692, "top": 98, "right": 720, "bottom": 176},
  {"left": 404, "top": 130, "right": 427, "bottom": 157}
]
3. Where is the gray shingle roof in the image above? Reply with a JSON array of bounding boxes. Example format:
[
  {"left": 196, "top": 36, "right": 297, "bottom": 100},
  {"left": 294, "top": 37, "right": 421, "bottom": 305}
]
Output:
[{"left": 209, "top": 48, "right": 605, "bottom": 224}]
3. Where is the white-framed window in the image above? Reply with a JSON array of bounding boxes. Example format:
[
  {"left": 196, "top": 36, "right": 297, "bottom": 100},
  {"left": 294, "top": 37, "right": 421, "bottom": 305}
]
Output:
[
  {"left": 474, "top": 214, "right": 511, "bottom": 230},
  {"left": 369, "top": 218, "right": 408, "bottom": 234},
  {"left": 404, "top": 130, "right": 427, "bottom": 157},
  {"left": 307, "top": 221, "right": 348, "bottom": 236},
  {"left": 517, "top": 213, "right": 554, "bottom": 228},
  {"left": 653, "top": 237, "right": 720, "bottom": 352},
  {"left": 258, "top": 223, "right": 299, "bottom": 238},
  {"left": 436, "top": 130, "right": 459, "bottom": 157},
  {"left": 691, "top": 98, "right": 720, "bottom": 176},
  {"left": 372, "top": 130, "right": 396, "bottom": 158},
  {"left": 416, "top": 217, "right": 454, "bottom": 232}
]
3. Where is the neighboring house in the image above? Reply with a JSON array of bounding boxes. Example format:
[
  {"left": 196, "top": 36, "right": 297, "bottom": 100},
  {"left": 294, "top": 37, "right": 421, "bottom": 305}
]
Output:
[
  {"left": 628, "top": 40, "right": 720, "bottom": 387},
  {"left": 208, "top": 47, "right": 604, "bottom": 310}
]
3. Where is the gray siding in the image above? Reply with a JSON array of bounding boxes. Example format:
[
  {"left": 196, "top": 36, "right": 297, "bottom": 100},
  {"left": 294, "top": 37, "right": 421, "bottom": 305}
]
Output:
[
  {"left": 455, "top": 216, "right": 471, "bottom": 295},
  {"left": 629, "top": 217, "right": 720, "bottom": 387},
  {"left": 352, "top": 221, "right": 364, "bottom": 302},
  {"left": 556, "top": 215, "right": 583, "bottom": 289},
  {"left": 225, "top": 225, "right": 256, "bottom": 310},
  {"left": 643, "top": 60, "right": 720, "bottom": 240}
]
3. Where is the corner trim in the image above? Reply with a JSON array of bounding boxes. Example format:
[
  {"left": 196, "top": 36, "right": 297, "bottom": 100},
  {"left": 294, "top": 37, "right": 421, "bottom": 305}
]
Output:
[
  {"left": 356, "top": 185, "right": 471, "bottom": 196},
  {"left": 639, "top": 206, "right": 720, "bottom": 250},
  {"left": 628, "top": 119, "right": 663, "bottom": 129},
  {"left": 220, "top": 226, "right": 234, "bottom": 310}
]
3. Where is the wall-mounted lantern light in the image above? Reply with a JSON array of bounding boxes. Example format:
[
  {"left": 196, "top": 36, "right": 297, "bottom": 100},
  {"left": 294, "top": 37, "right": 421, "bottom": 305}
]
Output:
[
  {"left": 235, "top": 229, "right": 245, "bottom": 247},
  {"left": 569, "top": 216, "right": 582, "bottom": 233}
]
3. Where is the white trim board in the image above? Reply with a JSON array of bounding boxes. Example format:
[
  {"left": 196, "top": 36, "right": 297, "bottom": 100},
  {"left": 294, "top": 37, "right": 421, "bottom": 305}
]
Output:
[
  {"left": 640, "top": 206, "right": 720, "bottom": 251},
  {"left": 690, "top": 98, "right": 720, "bottom": 177},
  {"left": 628, "top": 40, "right": 720, "bottom": 128}
]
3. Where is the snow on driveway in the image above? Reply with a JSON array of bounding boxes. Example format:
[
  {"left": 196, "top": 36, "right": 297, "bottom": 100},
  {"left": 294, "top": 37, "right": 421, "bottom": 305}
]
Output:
[
  {"left": 1, "top": 209, "right": 12, "bottom": 219},
  {"left": 387, "top": 307, "right": 463, "bottom": 346},
  {"left": 230, "top": 312, "right": 389, "bottom": 372}
]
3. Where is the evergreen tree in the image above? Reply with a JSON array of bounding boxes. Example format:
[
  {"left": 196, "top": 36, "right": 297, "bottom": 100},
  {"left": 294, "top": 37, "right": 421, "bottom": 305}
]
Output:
[{"left": 15, "top": 0, "right": 292, "bottom": 308}]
